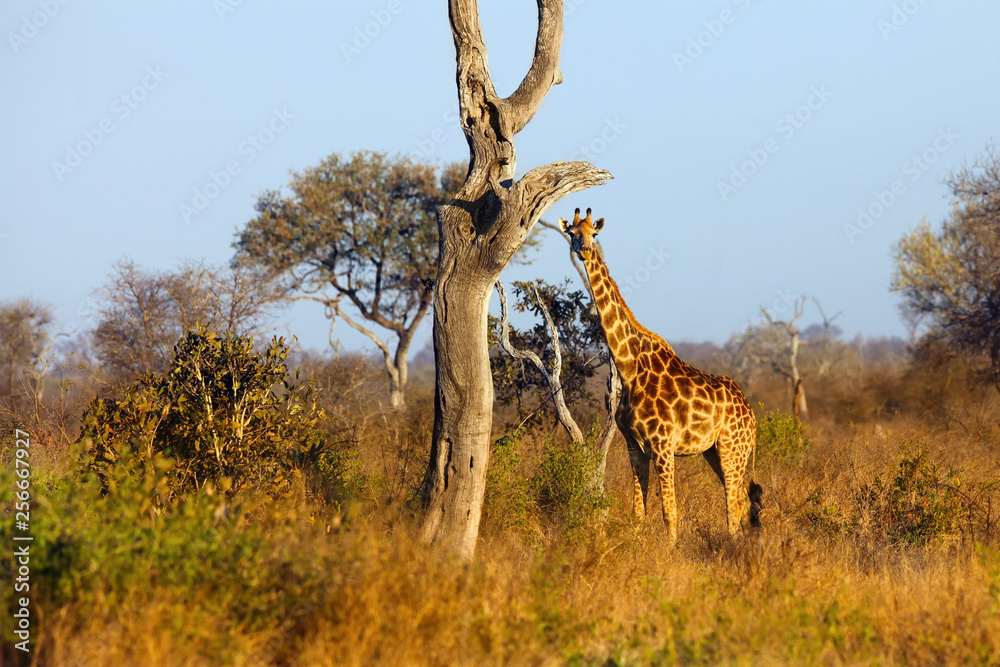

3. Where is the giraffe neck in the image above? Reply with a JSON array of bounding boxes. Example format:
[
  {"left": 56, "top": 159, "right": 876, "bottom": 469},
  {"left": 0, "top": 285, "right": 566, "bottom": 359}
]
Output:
[{"left": 583, "top": 250, "right": 673, "bottom": 379}]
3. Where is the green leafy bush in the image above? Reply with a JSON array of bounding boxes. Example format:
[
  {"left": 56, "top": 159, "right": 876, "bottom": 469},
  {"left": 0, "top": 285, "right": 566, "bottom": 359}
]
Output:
[
  {"left": 857, "top": 449, "right": 969, "bottom": 545},
  {"left": 756, "top": 407, "right": 809, "bottom": 460},
  {"left": 483, "top": 429, "right": 537, "bottom": 536},
  {"left": 532, "top": 435, "right": 610, "bottom": 535},
  {"left": 80, "top": 327, "right": 351, "bottom": 498},
  {"left": 0, "top": 447, "right": 330, "bottom": 660}
]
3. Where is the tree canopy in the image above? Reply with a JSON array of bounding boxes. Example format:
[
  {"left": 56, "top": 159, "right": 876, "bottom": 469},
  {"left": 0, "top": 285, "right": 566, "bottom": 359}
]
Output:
[
  {"left": 892, "top": 142, "right": 1000, "bottom": 388},
  {"left": 234, "top": 151, "right": 464, "bottom": 408}
]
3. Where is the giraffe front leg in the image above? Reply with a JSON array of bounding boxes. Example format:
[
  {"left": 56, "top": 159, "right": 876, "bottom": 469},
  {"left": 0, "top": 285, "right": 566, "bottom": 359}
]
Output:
[
  {"left": 626, "top": 436, "right": 650, "bottom": 522},
  {"left": 654, "top": 453, "right": 678, "bottom": 545}
]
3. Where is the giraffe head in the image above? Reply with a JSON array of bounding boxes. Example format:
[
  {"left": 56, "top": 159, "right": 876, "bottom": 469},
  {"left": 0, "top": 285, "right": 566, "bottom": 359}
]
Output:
[{"left": 558, "top": 208, "right": 605, "bottom": 260}]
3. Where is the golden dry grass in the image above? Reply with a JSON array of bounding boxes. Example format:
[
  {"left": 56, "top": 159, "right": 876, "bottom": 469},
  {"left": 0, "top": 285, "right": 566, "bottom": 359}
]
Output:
[
  {"left": 4, "top": 350, "right": 1000, "bottom": 667},
  {"left": 5, "top": 413, "right": 994, "bottom": 666}
]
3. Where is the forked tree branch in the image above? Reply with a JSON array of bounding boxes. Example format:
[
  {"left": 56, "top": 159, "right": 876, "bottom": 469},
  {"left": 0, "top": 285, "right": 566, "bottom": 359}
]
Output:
[
  {"left": 502, "top": 0, "right": 564, "bottom": 134},
  {"left": 487, "top": 161, "right": 613, "bottom": 271},
  {"left": 450, "top": 0, "right": 565, "bottom": 142}
]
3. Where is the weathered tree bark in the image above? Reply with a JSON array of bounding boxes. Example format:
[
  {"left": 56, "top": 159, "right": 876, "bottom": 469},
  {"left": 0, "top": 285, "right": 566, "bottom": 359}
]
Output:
[{"left": 419, "top": 0, "right": 612, "bottom": 560}]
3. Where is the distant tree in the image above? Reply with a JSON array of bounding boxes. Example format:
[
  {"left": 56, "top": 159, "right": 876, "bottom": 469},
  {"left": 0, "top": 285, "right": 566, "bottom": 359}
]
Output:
[
  {"left": 93, "top": 259, "right": 282, "bottom": 381},
  {"left": 744, "top": 296, "right": 809, "bottom": 422},
  {"left": 804, "top": 298, "right": 844, "bottom": 379},
  {"left": 234, "top": 151, "right": 464, "bottom": 409},
  {"left": 892, "top": 142, "right": 1000, "bottom": 392},
  {"left": 0, "top": 299, "right": 52, "bottom": 400}
]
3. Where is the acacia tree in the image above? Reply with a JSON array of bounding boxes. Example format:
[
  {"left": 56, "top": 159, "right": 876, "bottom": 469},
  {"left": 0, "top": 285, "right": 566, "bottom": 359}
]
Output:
[
  {"left": 418, "top": 0, "right": 612, "bottom": 559},
  {"left": 892, "top": 142, "right": 1000, "bottom": 392},
  {"left": 235, "top": 152, "right": 463, "bottom": 409}
]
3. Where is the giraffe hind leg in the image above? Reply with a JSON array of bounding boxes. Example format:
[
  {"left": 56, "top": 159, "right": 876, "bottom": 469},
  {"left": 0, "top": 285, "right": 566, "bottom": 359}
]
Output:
[
  {"left": 626, "top": 435, "right": 650, "bottom": 521},
  {"left": 704, "top": 441, "right": 752, "bottom": 535}
]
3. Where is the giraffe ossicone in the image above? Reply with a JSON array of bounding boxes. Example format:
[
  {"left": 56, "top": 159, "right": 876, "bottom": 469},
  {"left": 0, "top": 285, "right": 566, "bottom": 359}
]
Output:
[{"left": 559, "top": 207, "right": 763, "bottom": 543}]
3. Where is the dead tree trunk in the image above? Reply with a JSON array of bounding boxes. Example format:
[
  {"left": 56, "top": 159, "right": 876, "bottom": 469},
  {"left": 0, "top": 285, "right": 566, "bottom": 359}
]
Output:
[{"left": 419, "top": 0, "right": 612, "bottom": 560}]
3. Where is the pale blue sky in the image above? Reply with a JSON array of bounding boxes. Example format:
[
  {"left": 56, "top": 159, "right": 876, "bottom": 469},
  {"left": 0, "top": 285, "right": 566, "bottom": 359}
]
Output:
[{"left": 3, "top": 1, "right": 999, "bottom": 356}]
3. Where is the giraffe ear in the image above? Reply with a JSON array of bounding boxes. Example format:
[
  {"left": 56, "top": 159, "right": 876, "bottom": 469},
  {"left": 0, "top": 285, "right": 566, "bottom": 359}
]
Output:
[
  {"left": 593, "top": 217, "right": 605, "bottom": 232},
  {"left": 559, "top": 217, "right": 571, "bottom": 233}
]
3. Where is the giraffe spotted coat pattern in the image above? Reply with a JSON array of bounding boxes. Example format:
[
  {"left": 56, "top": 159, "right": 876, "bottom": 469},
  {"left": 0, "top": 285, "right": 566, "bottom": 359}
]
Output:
[{"left": 559, "top": 208, "right": 763, "bottom": 542}]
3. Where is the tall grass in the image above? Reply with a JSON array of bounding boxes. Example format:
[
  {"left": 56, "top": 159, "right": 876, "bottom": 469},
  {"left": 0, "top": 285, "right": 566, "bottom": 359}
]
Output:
[{"left": 2, "top": 353, "right": 1000, "bottom": 665}]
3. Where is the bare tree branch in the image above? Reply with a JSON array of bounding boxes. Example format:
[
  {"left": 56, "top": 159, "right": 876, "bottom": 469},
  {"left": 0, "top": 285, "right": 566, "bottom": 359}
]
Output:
[
  {"left": 329, "top": 300, "right": 401, "bottom": 397},
  {"left": 495, "top": 281, "right": 584, "bottom": 443}
]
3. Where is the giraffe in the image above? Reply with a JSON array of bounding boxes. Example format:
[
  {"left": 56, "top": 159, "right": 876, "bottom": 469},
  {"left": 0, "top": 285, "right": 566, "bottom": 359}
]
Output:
[{"left": 559, "top": 208, "right": 762, "bottom": 543}]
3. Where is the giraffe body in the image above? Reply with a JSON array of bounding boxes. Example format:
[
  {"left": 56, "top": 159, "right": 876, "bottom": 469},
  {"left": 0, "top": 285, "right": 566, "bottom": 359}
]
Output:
[{"left": 560, "top": 209, "right": 762, "bottom": 542}]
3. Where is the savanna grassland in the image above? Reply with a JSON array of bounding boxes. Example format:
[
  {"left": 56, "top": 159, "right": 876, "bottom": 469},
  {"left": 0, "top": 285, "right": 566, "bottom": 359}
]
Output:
[{"left": 2, "top": 331, "right": 999, "bottom": 667}]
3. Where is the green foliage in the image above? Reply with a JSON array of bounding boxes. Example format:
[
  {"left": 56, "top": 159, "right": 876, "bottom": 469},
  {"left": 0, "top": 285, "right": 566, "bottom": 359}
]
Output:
[
  {"left": 755, "top": 407, "right": 809, "bottom": 459},
  {"left": 532, "top": 434, "right": 610, "bottom": 535},
  {"left": 233, "top": 151, "right": 462, "bottom": 340},
  {"left": 857, "top": 449, "right": 970, "bottom": 546},
  {"left": 484, "top": 426, "right": 612, "bottom": 538},
  {"left": 80, "top": 326, "right": 350, "bottom": 498},
  {"left": 0, "top": 447, "right": 329, "bottom": 659},
  {"left": 314, "top": 443, "right": 367, "bottom": 508},
  {"left": 233, "top": 151, "right": 466, "bottom": 405},
  {"left": 483, "top": 429, "right": 537, "bottom": 535},
  {"left": 235, "top": 151, "right": 458, "bottom": 284},
  {"left": 489, "top": 278, "right": 604, "bottom": 414}
]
